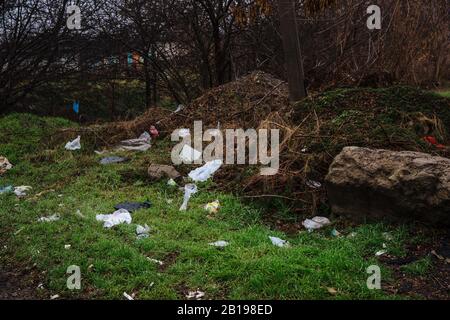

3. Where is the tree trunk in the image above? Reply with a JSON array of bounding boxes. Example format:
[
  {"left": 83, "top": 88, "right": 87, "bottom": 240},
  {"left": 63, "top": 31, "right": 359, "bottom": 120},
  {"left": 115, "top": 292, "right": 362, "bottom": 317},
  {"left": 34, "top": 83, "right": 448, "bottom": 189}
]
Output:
[{"left": 277, "top": 0, "right": 307, "bottom": 101}]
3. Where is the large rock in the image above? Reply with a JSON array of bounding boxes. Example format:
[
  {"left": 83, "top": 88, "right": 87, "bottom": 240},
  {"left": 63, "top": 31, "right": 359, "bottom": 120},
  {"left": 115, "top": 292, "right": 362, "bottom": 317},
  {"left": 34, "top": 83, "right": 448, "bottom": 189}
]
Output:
[{"left": 325, "top": 147, "right": 450, "bottom": 226}]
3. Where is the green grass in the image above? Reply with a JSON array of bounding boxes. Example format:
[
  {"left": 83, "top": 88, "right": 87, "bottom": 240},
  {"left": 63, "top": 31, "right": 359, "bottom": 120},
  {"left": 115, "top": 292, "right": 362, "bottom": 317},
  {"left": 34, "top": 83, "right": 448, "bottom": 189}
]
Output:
[
  {"left": 400, "top": 258, "right": 433, "bottom": 276},
  {"left": 0, "top": 113, "right": 423, "bottom": 300}
]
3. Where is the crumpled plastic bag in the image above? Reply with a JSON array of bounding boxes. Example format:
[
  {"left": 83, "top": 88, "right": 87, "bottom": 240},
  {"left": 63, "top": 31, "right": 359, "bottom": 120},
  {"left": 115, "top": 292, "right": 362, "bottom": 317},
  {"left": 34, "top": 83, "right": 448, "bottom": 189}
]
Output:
[
  {"left": 65, "top": 136, "right": 81, "bottom": 151},
  {"left": 0, "top": 185, "right": 14, "bottom": 194},
  {"left": 269, "top": 236, "right": 290, "bottom": 248},
  {"left": 116, "top": 132, "right": 151, "bottom": 152},
  {"left": 180, "top": 184, "right": 198, "bottom": 211},
  {"left": 14, "top": 186, "right": 32, "bottom": 197},
  {"left": 96, "top": 209, "right": 132, "bottom": 228},
  {"left": 209, "top": 241, "right": 229, "bottom": 248},
  {"left": 204, "top": 200, "right": 220, "bottom": 214},
  {"left": 188, "top": 160, "right": 223, "bottom": 182},
  {"left": 38, "top": 214, "right": 60, "bottom": 223},
  {"left": 302, "top": 216, "right": 331, "bottom": 231},
  {"left": 136, "top": 224, "right": 151, "bottom": 240},
  {"left": 0, "top": 157, "right": 13, "bottom": 174}
]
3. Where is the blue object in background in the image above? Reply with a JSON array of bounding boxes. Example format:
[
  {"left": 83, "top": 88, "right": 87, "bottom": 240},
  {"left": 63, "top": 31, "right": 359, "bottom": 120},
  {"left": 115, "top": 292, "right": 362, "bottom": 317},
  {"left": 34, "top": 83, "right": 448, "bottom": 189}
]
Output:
[
  {"left": 73, "top": 101, "right": 79, "bottom": 114},
  {"left": 127, "top": 53, "right": 133, "bottom": 66}
]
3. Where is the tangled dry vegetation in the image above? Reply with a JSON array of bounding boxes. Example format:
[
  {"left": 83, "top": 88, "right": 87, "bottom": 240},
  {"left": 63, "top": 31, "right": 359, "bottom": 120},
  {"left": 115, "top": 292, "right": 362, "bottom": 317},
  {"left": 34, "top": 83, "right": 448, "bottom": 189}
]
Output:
[{"left": 53, "top": 71, "right": 450, "bottom": 214}]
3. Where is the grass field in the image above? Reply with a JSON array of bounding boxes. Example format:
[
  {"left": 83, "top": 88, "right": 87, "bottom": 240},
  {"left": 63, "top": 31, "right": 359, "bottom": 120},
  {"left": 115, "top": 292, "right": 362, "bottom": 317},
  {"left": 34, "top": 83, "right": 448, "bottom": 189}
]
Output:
[{"left": 0, "top": 113, "right": 441, "bottom": 300}]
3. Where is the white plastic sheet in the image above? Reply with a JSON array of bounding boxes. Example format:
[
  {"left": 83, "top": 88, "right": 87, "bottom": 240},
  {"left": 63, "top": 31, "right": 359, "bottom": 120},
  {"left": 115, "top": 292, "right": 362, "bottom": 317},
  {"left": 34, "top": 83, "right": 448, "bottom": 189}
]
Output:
[
  {"left": 188, "top": 160, "right": 223, "bottom": 182},
  {"left": 179, "top": 184, "right": 198, "bottom": 211},
  {"left": 96, "top": 209, "right": 132, "bottom": 228},
  {"left": 65, "top": 136, "right": 81, "bottom": 151},
  {"left": 136, "top": 224, "right": 151, "bottom": 240}
]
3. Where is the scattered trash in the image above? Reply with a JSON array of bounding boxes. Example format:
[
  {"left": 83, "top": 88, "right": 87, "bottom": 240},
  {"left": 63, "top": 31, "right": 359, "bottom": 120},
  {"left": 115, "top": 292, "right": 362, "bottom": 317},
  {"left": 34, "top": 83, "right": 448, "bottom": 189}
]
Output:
[
  {"left": 0, "top": 157, "right": 13, "bottom": 175},
  {"left": 302, "top": 216, "right": 331, "bottom": 231},
  {"left": 188, "top": 160, "right": 223, "bottom": 182},
  {"left": 96, "top": 209, "right": 132, "bottom": 228},
  {"left": 123, "top": 292, "right": 134, "bottom": 300},
  {"left": 167, "top": 179, "right": 178, "bottom": 187},
  {"left": 37, "top": 283, "right": 44, "bottom": 290},
  {"left": 204, "top": 200, "right": 220, "bottom": 214},
  {"left": 64, "top": 245, "right": 71, "bottom": 250},
  {"left": 209, "top": 241, "right": 229, "bottom": 248},
  {"left": 150, "top": 126, "right": 159, "bottom": 139},
  {"left": 166, "top": 199, "right": 174, "bottom": 204},
  {"left": 14, "top": 186, "right": 32, "bottom": 197},
  {"left": 179, "top": 145, "right": 202, "bottom": 163},
  {"left": 0, "top": 185, "right": 13, "bottom": 194},
  {"left": 186, "top": 290, "right": 205, "bottom": 300},
  {"left": 65, "top": 136, "right": 81, "bottom": 151},
  {"left": 88, "top": 264, "right": 95, "bottom": 271},
  {"left": 100, "top": 156, "right": 130, "bottom": 165},
  {"left": 148, "top": 164, "right": 181, "bottom": 180},
  {"left": 50, "top": 294, "right": 60, "bottom": 300},
  {"left": 38, "top": 214, "right": 60, "bottom": 223},
  {"left": 115, "top": 201, "right": 152, "bottom": 213},
  {"left": 383, "top": 232, "right": 394, "bottom": 241},
  {"left": 331, "top": 229, "right": 342, "bottom": 237},
  {"left": 174, "top": 104, "right": 185, "bottom": 113},
  {"left": 73, "top": 101, "right": 80, "bottom": 114},
  {"left": 116, "top": 132, "right": 151, "bottom": 152},
  {"left": 423, "top": 136, "right": 446, "bottom": 149},
  {"left": 375, "top": 250, "right": 387, "bottom": 257},
  {"left": 348, "top": 232, "right": 357, "bottom": 238},
  {"left": 136, "top": 224, "right": 151, "bottom": 240},
  {"left": 75, "top": 210, "right": 85, "bottom": 218},
  {"left": 306, "top": 180, "right": 322, "bottom": 189},
  {"left": 327, "top": 287, "right": 338, "bottom": 295},
  {"left": 147, "top": 258, "right": 164, "bottom": 266},
  {"left": 269, "top": 236, "right": 290, "bottom": 248},
  {"left": 180, "top": 184, "right": 198, "bottom": 211}
]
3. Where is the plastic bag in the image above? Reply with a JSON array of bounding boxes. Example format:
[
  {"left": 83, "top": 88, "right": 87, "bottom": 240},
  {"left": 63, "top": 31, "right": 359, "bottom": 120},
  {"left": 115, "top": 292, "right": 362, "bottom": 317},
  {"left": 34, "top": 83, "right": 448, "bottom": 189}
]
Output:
[
  {"left": 179, "top": 145, "right": 202, "bottom": 163},
  {"left": 269, "top": 236, "right": 289, "bottom": 248},
  {"left": 65, "top": 136, "right": 81, "bottom": 151},
  {"left": 180, "top": 184, "right": 198, "bottom": 211},
  {"left": 96, "top": 209, "right": 132, "bottom": 228},
  {"left": 302, "top": 216, "right": 331, "bottom": 231},
  {"left": 188, "top": 160, "right": 223, "bottom": 182}
]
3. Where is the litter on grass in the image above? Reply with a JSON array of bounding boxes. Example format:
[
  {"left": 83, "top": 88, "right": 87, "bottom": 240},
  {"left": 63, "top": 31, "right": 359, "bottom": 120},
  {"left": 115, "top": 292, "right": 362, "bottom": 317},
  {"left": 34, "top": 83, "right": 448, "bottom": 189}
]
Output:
[
  {"left": 306, "top": 180, "right": 322, "bottom": 189},
  {"left": 188, "top": 159, "right": 223, "bottom": 182},
  {"left": 186, "top": 290, "right": 205, "bottom": 300},
  {"left": 14, "top": 186, "right": 32, "bottom": 197},
  {"left": 116, "top": 132, "right": 151, "bottom": 152},
  {"left": 179, "top": 145, "right": 202, "bottom": 163},
  {"left": 96, "top": 209, "right": 132, "bottom": 228},
  {"left": 0, "top": 157, "right": 13, "bottom": 174},
  {"left": 0, "top": 185, "right": 13, "bottom": 194},
  {"left": 331, "top": 229, "right": 342, "bottom": 237},
  {"left": 167, "top": 179, "right": 178, "bottom": 187},
  {"left": 147, "top": 257, "right": 164, "bottom": 266},
  {"left": 302, "top": 216, "right": 331, "bottom": 231},
  {"left": 65, "top": 136, "right": 81, "bottom": 151},
  {"left": 115, "top": 201, "right": 152, "bottom": 212},
  {"left": 269, "top": 236, "right": 290, "bottom": 248},
  {"left": 100, "top": 156, "right": 129, "bottom": 165},
  {"left": 180, "top": 184, "right": 198, "bottom": 211},
  {"left": 136, "top": 224, "right": 151, "bottom": 240},
  {"left": 38, "top": 214, "right": 60, "bottom": 223},
  {"left": 123, "top": 292, "right": 134, "bottom": 300},
  {"left": 209, "top": 241, "right": 229, "bottom": 248},
  {"left": 204, "top": 200, "right": 220, "bottom": 214}
]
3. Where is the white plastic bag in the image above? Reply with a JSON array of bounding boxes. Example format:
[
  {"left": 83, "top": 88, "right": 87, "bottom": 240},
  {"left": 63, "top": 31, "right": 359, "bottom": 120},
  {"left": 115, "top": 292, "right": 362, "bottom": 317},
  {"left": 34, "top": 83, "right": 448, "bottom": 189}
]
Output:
[
  {"left": 269, "top": 236, "right": 289, "bottom": 248},
  {"left": 188, "top": 160, "right": 223, "bottom": 182},
  {"left": 209, "top": 241, "right": 229, "bottom": 248},
  {"left": 179, "top": 184, "right": 198, "bottom": 211},
  {"left": 65, "top": 136, "right": 81, "bottom": 151},
  {"left": 136, "top": 224, "right": 151, "bottom": 239},
  {"left": 96, "top": 209, "right": 132, "bottom": 228},
  {"left": 302, "top": 216, "right": 331, "bottom": 231},
  {"left": 14, "top": 186, "right": 32, "bottom": 197}
]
